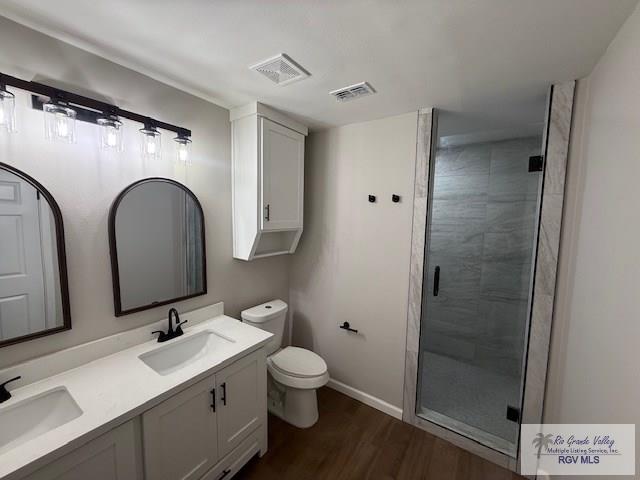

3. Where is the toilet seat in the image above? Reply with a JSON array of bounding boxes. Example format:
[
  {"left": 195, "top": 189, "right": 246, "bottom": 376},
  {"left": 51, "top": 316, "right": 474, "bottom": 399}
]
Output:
[
  {"left": 267, "top": 347, "right": 329, "bottom": 389},
  {"left": 271, "top": 347, "right": 327, "bottom": 377}
]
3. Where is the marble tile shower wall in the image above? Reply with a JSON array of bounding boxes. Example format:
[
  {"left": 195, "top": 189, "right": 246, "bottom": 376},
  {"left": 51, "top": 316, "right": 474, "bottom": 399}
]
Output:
[{"left": 421, "top": 137, "right": 542, "bottom": 378}]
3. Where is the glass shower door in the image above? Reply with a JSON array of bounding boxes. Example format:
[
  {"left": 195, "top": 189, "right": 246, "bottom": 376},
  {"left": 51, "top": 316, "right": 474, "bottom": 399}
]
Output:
[{"left": 416, "top": 109, "right": 546, "bottom": 456}]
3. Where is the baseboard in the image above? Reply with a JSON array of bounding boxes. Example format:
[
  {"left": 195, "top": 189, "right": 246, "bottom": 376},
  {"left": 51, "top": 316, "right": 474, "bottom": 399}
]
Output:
[{"left": 326, "top": 378, "right": 403, "bottom": 420}]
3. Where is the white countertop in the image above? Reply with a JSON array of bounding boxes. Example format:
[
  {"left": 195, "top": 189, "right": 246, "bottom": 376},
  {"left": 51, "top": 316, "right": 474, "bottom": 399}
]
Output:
[{"left": 0, "top": 313, "right": 272, "bottom": 480}]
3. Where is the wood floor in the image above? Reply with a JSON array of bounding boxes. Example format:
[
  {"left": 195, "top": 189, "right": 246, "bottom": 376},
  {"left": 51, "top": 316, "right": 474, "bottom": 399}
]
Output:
[{"left": 236, "top": 387, "right": 524, "bottom": 480}]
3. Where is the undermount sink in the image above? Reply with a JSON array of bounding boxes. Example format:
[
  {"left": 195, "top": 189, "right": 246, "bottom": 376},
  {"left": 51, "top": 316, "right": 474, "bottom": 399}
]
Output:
[
  {"left": 0, "top": 387, "right": 82, "bottom": 455},
  {"left": 139, "top": 330, "right": 235, "bottom": 376}
]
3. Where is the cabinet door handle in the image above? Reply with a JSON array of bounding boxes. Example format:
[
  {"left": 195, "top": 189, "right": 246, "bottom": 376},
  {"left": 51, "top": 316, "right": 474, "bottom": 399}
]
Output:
[
  {"left": 218, "top": 469, "right": 231, "bottom": 480},
  {"left": 433, "top": 266, "right": 440, "bottom": 296},
  {"left": 221, "top": 382, "right": 227, "bottom": 406},
  {"left": 210, "top": 387, "right": 216, "bottom": 412},
  {"left": 265, "top": 204, "right": 270, "bottom": 221}
]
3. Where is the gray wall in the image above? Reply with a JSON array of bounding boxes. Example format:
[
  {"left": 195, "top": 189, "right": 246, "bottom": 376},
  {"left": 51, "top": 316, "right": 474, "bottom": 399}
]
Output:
[
  {"left": 0, "top": 18, "right": 290, "bottom": 368},
  {"left": 544, "top": 2, "right": 640, "bottom": 476},
  {"left": 290, "top": 112, "right": 418, "bottom": 409},
  {"left": 422, "top": 137, "right": 542, "bottom": 377}
]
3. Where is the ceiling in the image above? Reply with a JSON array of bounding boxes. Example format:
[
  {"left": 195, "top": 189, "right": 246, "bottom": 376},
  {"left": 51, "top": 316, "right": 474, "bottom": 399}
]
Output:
[{"left": 0, "top": 0, "right": 637, "bottom": 130}]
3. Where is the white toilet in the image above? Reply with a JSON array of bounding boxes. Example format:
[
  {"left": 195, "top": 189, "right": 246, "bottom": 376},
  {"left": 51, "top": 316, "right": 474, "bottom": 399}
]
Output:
[{"left": 241, "top": 299, "right": 329, "bottom": 428}]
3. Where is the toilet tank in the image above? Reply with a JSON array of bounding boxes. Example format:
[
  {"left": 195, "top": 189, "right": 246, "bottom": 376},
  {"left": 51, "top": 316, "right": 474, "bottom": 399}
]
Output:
[{"left": 240, "top": 299, "right": 288, "bottom": 355}]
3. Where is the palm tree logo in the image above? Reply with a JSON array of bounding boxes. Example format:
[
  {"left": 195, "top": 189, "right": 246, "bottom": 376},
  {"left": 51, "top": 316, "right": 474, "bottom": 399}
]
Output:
[{"left": 532, "top": 433, "right": 554, "bottom": 459}]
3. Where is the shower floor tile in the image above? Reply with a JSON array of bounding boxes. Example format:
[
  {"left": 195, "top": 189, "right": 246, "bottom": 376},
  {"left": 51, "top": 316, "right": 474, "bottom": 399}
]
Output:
[{"left": 419, "top": 351, "right": 520, "bottom": 452}]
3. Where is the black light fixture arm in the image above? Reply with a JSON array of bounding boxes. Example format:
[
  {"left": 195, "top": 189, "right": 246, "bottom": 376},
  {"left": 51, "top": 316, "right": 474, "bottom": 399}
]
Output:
[{"left": 0, "top": 72, "right": 191, "bottom": 137}]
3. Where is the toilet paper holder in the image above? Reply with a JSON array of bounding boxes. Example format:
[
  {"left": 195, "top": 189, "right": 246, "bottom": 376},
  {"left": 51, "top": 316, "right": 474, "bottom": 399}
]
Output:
[{"left": 339, "top": 321, "right": 358, "bottom": 333}]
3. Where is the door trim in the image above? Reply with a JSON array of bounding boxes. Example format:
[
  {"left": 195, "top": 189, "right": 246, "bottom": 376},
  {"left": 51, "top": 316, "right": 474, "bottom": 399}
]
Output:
[{"left": 401, "top": 81, "right": 576, "bottom": 474}]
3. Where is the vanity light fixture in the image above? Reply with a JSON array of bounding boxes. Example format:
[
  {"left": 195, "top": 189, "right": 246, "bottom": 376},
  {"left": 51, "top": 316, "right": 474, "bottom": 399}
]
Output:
[
  {"left": 43, "top": 97, "right": 77, "bottom": 143},
  {"left": 140, "top": 122, "right": 161, "bottom": 161},
  {"left": 174, "top": 132, "right": 192, "bottom": 164},
  {"left": 0, "top": 81, "right": 16, "bottom": 133},
  {"left": 97, "top": 113, "right": 123, "bottom": 152},
  {"left": 0, "top": 72, "right": 192, "bottom": 156}
]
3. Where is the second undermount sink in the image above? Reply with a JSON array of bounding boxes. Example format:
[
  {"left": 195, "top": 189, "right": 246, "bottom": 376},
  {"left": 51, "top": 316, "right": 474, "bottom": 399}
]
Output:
[
  {"left": 139, "top": 330, "right": 235, "bottom": 376},
  {"left": 0, "top": 387, "right": 82, "bottom": 455}
]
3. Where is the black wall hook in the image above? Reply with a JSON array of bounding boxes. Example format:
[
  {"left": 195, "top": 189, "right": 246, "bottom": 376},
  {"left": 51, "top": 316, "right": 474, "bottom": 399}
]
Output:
[
  {"left": 392, "top": 194, "right": 401, "bottom": 203},
  {"left": 340, "top": 321, "right": 358, "bottom": 333},
  {"left": 368, "top": 195, "right": 376, "bottom": 203}
]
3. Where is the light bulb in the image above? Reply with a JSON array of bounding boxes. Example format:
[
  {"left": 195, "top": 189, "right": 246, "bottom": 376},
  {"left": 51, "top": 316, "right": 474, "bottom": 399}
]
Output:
[
  {"left": 0, "top": 88, "right": 17, "bottom": 133},
  {"left": 140, "top": 125, "right": 161, "bottom": 161},
  {"left": 43, "top": 102, "right": 76, "bottom": 143},
  {"left": 174, "top": 134, "right": 192, "bottom": 164},
  {"left": 98, "top": 116, "right": 123, "bottom": 152},
  {"left": 57, "top": 117, "right": 68, "bottom": 137}
]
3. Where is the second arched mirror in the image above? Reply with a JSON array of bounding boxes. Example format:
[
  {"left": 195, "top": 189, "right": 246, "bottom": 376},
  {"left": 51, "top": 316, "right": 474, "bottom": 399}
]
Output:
[{"left": 108, "top": 178, "right": 206, "bottom": 316}]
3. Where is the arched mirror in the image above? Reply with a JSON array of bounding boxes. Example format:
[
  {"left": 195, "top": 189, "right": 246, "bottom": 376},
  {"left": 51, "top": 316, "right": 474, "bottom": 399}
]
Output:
[
  {"left": 0, "top": 162, "right": 71, "bottom": 347},
  {"left": 108, "top": 178, "right": 206, "bottom": 316}
]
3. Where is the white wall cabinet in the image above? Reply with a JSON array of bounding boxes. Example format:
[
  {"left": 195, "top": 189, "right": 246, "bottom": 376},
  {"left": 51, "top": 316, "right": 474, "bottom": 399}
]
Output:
[
  {"left": 231, "top": 102, "right": 307, "bottom": 261},
  {"left": 26, "top": 420, "right": 142, "bottom": 480}
]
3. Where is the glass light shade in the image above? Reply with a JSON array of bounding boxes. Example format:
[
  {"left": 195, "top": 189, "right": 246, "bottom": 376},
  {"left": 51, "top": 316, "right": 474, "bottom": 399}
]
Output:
[
  {"left": 0, "top": 89, "right": 17, "bottom": 133},
  {"left": 44, "top": 103, "right": 76, "bottom": 143},
  {"left": 97, "top": 117, "right": 123, "bottom": 151},
  {"left": 140, "top": 127, "right": 161, "bottom": 161},
  {"left": 175, "top": 136, "right": 192, "bottom": 164}
]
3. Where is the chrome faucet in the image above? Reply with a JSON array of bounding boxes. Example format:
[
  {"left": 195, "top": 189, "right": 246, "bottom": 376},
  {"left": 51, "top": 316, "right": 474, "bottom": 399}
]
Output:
[{"left": 152, "top": 308, "right": 188, "bottom": 343}]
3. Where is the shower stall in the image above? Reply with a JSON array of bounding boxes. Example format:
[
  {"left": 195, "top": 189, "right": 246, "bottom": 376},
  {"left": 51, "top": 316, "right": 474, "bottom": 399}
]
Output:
[
  {"left": 418, "top": 125, "right": 543, "bottom": 455},
  {"left": 404, "top": 83, "right": 574, "bottom": 469}
]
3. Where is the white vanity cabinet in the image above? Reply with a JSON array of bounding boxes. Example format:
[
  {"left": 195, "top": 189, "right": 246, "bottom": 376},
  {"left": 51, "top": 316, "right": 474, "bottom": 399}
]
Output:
[
  {"left": 142, "top": 375, "right": 219, "bottom": 480},
  {"left": 26, "top": 420, "right": 142, "bottom": 480},
  {"left": 215, "top": 349, "right": 263, "bottom": 457},
  {"left": 230, "top": 102, "right": 308, "bottom": 261},
  {"left": 17, "top": 348, "right": 267, "bottom": 480},
  {"left": 142, "top": 348, "right": 267, "bottom": 480}
]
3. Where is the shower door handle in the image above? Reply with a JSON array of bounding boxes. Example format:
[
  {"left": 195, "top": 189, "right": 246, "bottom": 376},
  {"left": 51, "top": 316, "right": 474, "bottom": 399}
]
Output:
[{"left": 433, "top": 266, "right": 440, "bottom": 296}]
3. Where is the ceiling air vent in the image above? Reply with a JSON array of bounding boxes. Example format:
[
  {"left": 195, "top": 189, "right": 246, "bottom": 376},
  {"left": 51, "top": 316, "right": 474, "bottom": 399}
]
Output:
[
  {"left": 330, "top": 82, "right": 376, "bottom": 102},
  {"left": 250, "top": 53, "right": 310, "bottom": 86}
]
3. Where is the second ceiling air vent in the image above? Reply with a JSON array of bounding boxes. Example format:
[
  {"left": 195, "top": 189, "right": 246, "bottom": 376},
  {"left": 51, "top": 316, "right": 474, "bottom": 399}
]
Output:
[
  {"left": 329, "top": 82, "right": 376, "bottom": 102},
  {"left": 250, "top": 54, "right": 310, "bottom": 86}
]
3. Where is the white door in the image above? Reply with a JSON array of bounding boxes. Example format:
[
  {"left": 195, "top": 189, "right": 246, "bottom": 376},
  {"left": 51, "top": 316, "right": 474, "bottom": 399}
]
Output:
[
  {"left": 260, "top": 117, "right": 304, "bottom": 231},
  {"left": 216, "top": 351, "right": 261, "bottom": 457},
  {"left": 26, "top": 421, "right": 141, "bottom": 480},
  {"left": 142, "top": 375, "right": 218, "bottom": 480},
  {"left": 0, "top": 170, "right": 46, "bottom": 341}
]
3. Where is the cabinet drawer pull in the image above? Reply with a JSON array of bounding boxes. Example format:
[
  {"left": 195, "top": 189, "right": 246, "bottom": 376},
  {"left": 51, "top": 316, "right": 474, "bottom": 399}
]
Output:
[
  {"left": 210, "top": 387, "right": 216, "bottom": 412},
  {"left": 265, "top": 204, "right": 270, "bottom": 221},
  {"left": 221, "top": 382, "right": 227, "bottom": 406},
  {"left": 218, "top": 469, "right": 231, "bottom": 480}
]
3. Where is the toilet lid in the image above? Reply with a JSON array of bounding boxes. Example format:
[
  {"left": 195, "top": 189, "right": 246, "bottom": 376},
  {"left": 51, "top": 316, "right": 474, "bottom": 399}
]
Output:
[{"left": 270, "top": 347, "right": 327, "bottom": 378}]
